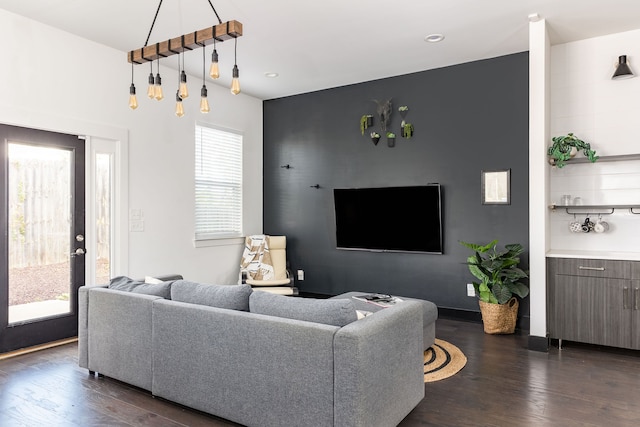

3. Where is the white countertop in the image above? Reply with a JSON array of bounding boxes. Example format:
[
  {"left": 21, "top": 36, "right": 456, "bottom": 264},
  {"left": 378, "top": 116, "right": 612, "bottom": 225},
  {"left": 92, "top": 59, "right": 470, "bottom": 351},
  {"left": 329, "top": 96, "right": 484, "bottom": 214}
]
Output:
[{"left": 546, "top": 250, "right": 640, "bottom": 261}]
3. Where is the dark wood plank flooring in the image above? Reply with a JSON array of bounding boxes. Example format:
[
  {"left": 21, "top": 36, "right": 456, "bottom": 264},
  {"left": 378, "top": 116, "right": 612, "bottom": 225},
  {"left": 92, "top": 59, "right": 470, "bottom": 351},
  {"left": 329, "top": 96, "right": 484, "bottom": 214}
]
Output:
[{"left": 1, "top": 318, "right": 639, "bottom": 426}]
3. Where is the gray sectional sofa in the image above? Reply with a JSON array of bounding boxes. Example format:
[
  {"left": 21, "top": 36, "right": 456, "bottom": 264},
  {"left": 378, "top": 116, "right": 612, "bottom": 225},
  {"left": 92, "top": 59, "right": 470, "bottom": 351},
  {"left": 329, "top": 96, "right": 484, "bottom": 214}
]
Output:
[{"left": 78, "top": 276, "right": 427, "bottom": 427}]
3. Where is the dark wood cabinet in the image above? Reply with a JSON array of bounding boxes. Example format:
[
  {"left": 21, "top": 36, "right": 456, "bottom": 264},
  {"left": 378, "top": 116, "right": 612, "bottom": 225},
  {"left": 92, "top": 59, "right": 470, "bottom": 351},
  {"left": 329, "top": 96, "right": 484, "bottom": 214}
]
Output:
[{"left": 547, "top": 257, "right": 640, "bottom": 350}]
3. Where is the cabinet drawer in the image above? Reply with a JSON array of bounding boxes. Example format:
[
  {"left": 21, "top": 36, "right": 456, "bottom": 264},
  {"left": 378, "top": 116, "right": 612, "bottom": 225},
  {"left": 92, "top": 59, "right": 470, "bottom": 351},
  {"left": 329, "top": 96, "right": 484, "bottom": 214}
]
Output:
[{"left": 554, "top": 258, "right": 630, "bottom": 279}]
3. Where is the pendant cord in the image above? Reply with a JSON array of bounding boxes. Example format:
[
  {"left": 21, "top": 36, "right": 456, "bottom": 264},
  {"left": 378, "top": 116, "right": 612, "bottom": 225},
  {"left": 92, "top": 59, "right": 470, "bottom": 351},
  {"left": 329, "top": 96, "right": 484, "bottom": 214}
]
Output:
[
  {"left": 145, "top": 0, "right": 222, "bottom": 47},
  {"left": 202, "top": 46, "right": 206, "bottom": 84},
  {"left": 144, "top": 0, "right": 164, "bottom": 47},
  {"left": 206, "top": 0, "right": 223, "bottom": 24}
]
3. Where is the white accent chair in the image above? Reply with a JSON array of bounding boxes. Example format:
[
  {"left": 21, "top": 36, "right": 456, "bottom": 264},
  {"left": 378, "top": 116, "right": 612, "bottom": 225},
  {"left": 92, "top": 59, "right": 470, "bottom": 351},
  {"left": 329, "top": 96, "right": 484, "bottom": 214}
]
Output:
[{"left": 243, "top": 235, "right": 298, "bottom": 296}]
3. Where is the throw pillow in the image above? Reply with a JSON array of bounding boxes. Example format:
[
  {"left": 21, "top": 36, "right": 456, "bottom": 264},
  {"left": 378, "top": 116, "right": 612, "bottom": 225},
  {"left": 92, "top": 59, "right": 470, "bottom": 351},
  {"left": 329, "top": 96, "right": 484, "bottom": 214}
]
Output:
[
  {"left": 108, "top": 275, "right": 173, "bottom": 299},
  {"left": 249, "top": 292, "right": 357, "bottom": 327},
  {"left": 171, "top": 280, "right": 252, "bottom": 311},
  {"left": 144, "top": 276, "right": 164, "bottom": 284}
]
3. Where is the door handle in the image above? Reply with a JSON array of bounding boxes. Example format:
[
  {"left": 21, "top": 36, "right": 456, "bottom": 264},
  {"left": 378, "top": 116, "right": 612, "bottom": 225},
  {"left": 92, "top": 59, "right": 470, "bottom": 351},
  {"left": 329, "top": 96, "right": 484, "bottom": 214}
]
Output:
[
  {"left": 578, "top": 266, "right": 605, "bottom": 271},
  {"left": 635, "top": 288, "right": 639, "bottom": 311},
  {"left": 623, "top": 287, "right": 629, "bottom": 310},
  {"left": 71, "top": 248, "right": 86, "bottom": 257}
]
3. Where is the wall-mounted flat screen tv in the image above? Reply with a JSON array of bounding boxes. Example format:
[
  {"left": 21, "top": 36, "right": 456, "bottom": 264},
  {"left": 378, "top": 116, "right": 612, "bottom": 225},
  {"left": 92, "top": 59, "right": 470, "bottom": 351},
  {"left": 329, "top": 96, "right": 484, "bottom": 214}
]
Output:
[{"left": 333, "top": 184, "right": 443, "bottom": 254}]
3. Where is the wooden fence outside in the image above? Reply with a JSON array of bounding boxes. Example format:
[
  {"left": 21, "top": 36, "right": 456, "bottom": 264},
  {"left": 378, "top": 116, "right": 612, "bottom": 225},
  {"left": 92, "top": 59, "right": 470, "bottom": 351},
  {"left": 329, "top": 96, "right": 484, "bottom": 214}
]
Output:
[{"left": 8, "top": 155, "right": 110, "bottom": 268}]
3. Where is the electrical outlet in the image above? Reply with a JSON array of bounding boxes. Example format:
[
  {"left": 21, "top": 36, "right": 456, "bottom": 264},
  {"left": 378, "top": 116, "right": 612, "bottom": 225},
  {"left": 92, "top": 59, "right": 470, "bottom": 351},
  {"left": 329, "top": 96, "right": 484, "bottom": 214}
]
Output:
[
  {"left": 466, "top": 283, "right": 475, "bottom": 297},
  {"left": 297, "top": 270, "right": 304, "bottom": 281}
]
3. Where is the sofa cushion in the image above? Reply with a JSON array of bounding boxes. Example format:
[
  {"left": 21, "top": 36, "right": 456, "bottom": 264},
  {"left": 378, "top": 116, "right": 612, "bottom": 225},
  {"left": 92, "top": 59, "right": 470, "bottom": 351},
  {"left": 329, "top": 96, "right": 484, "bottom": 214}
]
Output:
[
  {"left": 108, "top": 276, "right": 173, "bottom": 299},
  {"left": 171, "top": 280, "right": 252, "bottom": 311},
  {"left": 249, "top": 292, "right": 357, "bottom": 327}
]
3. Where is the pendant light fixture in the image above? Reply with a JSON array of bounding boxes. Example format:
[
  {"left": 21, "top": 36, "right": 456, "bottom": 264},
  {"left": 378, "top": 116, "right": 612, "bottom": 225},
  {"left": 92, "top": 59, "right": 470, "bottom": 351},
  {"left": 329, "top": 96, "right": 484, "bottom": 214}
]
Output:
[
  {"left": 154, "top": 57, "right": 164, "bottom": 100},
  {"left": 129, "top": 61, "right": 138, "bottom": 110},
  {"left": 179, "top": 49, "right": 189, "bottom": 99},
  {"left": 175, "top": 90, "right": 185, "bottom": 117},
  {"left": 209, "top": 39, "right": 220, "bottom": 79},
  {"left": 200, "top": 45, "right": 210, "bottom": 113},
  {"left": 612, "top": 55, "right": 634, "bottom": 80},
  {"left": 230, "top": 37, "right": 241, "bottom": 95},
  {"left": 147, "top": 62, "right": 155, "bottom": 98},
  {"left": 126, "top": 0, "right": 243, "bottom": 113},
  {"left": 175, "top": 54, "right": 184, "bottom": 117}
]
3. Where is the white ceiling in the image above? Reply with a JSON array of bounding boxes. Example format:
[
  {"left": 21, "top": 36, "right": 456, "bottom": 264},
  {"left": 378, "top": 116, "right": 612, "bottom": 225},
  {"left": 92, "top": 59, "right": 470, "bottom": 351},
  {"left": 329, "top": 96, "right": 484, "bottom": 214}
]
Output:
[{"left": 1, "top": 0, "right": 640, "bottom": 100}]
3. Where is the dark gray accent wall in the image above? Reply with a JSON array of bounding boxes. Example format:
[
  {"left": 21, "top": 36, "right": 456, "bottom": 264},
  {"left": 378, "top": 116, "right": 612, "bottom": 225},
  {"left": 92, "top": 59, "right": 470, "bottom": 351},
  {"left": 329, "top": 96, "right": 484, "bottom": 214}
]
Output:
[{"left": 263, "top": 52, "right": 529, "bottom": 315}]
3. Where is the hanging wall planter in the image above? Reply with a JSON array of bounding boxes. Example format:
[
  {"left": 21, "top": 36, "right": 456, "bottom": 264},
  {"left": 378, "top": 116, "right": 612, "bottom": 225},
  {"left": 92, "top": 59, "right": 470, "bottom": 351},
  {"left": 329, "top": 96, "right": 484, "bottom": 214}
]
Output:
[
  {"left": 370, "top": 132, "right": 380, "bottom": 145},
  {"left": 386, "top": 132, "right": 396, "bottom": 147},
  {"left": 360, "top": 115, "right": 373, "bottom": 135},
  {"left": 398, "top": 105, "right": 409, "bottom": 119},
  {"left": 401, "top": 121, "right": 414, "bottom": 138}
]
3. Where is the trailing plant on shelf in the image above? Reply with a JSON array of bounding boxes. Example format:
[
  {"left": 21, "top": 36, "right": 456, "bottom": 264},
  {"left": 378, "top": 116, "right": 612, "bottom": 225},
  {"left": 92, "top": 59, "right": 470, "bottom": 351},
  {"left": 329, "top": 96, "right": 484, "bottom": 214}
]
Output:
[
  {"left": 360, "top": 114, "right": 373, "bottom": 135},
  {"left": 547, "top": 133, "right": 599, "bottom": 168}
]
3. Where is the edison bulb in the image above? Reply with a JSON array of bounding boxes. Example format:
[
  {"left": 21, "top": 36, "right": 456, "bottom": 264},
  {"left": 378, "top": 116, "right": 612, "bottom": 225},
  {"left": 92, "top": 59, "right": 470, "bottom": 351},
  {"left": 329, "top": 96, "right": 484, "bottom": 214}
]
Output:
[
  {"left": 200, "top": 85, "right": 210, "bottom": 113},
  {"left": 179, "top": 70, "right": 189, "bottom": 98},
  {"left": 209, "top": 49, "right": 220, "bottom": 79},
  {"left": 175, "top": 100, "right": 184, "bottom": 117},
  {"left": 147, "top": 73, "right": 155, "bottom": 98},
  {"left": 175, "top": 91, "right": 184, "bottom": 117},
  {"left": 230, "top": 65, "right": 240, "bottom": 95},
  {"left": 154, "top": 74, "right": 163, "bottom": 101},
  {"left": 129, "top": 84, "right": 138, "bottom": 110}
]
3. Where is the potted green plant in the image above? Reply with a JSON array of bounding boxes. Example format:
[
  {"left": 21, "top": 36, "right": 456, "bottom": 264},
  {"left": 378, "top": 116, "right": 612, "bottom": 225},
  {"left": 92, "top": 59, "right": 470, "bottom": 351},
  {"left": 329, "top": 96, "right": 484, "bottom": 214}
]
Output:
[
  {"left": 547, "top": 133, "right": 598, "bottom": 168},
  {"left": 401, "top": 120, "right": 414, "bottom": 138},
  {"left": 386, "top": 132, "right": 396, "bottom": 147},
  {"left": 398, "top": 105, "right": 409, "bottom": 119},
  {"left": 370, "top": 131, "right": 380, "bottom": 145},
  {"left": 360, "top": 115, "right": 373, "bottom": 135},
  {"left": 459, "top": 240, "right": 529, "bottom": 334}
]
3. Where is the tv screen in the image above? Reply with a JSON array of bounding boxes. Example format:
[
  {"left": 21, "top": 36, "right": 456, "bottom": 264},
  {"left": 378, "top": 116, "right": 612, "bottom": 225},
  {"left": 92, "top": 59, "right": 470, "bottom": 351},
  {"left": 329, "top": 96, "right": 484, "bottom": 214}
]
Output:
[{"left": 333, "top": 184, "right": 443, "bottom": 254}]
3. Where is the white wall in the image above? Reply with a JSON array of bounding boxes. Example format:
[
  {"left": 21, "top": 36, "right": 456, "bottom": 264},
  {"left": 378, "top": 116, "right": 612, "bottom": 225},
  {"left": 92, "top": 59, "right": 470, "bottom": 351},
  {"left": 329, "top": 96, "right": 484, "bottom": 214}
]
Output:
[
  {"left": 549, "top": 29, "right": 640, "bottom": 253},
  {"left": 0, "top": 9, "right": 263, "bottom": 284}
]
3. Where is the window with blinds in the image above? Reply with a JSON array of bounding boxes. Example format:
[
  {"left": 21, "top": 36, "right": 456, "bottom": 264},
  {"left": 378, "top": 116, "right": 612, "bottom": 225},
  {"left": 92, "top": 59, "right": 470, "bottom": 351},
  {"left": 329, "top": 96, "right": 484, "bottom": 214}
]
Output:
[{"left": 195, "top": 124, "right": 243, "bottom": 240}]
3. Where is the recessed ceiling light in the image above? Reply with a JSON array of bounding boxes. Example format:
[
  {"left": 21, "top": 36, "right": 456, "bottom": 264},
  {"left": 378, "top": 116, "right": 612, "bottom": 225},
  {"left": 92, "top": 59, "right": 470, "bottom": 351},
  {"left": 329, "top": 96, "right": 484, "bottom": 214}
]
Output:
[
  {"left": 264, "top": 72, "right": 279, "bottom": 78},
  {"left": 424, "top": 34, "right": 444, "bottom": 43}
]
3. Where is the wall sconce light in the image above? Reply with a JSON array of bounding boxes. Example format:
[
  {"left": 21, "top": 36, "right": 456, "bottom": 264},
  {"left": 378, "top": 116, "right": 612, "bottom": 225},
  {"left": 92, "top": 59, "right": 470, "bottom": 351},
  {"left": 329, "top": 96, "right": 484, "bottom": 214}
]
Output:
[{"left": 612, "top": 55, "right": 634, "bottom": 80}]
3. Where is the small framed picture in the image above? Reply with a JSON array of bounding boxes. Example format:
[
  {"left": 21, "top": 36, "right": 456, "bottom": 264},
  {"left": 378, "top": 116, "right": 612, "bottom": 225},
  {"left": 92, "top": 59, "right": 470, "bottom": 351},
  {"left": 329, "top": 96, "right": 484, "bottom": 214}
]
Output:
[{"left": 482, "top": 169, "right": 511, "bottom": 205}]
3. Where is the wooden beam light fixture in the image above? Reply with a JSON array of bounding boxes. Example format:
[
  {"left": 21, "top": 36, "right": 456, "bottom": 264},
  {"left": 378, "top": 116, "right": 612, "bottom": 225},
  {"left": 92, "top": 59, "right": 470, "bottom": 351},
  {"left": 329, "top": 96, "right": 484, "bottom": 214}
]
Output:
[{"left": 128, "top": 0, "right": 243, "bottom": 114}]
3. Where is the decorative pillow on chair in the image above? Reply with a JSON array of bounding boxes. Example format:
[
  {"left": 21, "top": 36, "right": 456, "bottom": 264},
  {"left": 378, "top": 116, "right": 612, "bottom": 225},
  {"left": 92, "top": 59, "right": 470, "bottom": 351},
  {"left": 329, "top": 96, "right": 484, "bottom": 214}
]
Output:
[
  {"left": 171, "top": 280, "right": 252, "bottom": 311},
  {"left": 249, "top": 292, "right": 357, "bottom": 327}
]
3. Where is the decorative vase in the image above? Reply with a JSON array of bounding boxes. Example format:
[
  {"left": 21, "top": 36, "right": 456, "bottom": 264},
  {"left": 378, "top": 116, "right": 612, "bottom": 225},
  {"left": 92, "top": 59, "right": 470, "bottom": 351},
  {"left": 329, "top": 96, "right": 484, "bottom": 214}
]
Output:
[
  {"left": 478, "top": 297, "right": 518, "bottom": 334},
  {"left": 387, "top": 137, "right": 395, "bottom": 147},
  {"left": 371, "top": 136, "right": 380, "bottom": 145}
]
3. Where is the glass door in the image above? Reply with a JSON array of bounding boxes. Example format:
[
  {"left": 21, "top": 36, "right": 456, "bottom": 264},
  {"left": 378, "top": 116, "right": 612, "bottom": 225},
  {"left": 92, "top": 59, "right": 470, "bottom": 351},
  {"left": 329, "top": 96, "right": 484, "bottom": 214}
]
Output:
[{"left": 1, "top": 124, "right": 85, "bottom": 353}]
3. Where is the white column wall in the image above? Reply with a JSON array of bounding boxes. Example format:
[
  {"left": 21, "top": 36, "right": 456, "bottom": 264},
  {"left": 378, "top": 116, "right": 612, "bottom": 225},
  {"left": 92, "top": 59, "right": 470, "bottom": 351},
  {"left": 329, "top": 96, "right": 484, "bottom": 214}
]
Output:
[
  {"left": 0, "top": 9, "right": 263, "bottom": 284},
  {"left": 529, "top": 18, "right": 551, "bottom": 339}
]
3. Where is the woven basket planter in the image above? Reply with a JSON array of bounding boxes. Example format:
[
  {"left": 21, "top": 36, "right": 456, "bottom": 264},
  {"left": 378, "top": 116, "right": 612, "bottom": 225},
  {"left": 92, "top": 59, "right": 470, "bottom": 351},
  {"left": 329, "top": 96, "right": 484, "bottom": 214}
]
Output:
[{"left": 478, "top": 297, "right": 519, "bottom": 334}]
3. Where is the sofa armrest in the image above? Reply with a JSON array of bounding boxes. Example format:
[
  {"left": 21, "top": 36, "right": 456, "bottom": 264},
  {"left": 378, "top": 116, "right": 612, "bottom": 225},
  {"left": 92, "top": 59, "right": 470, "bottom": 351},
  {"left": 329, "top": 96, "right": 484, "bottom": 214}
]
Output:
[
  {"left": 333, "top": 301, "right": 425, "bottom": 427},
  {"left": 85, "top": 288, "right": 162, "bottom": 391},
  {"left": 77, "top": 284, "right": 108, "bottom": 369}
]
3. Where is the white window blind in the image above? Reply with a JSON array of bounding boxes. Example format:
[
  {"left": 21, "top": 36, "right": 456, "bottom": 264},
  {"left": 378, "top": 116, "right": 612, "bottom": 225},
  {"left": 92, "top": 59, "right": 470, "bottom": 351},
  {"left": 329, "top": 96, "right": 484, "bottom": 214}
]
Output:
[{"left": 195, "top": 124, "right": 243, "bottom": 240}]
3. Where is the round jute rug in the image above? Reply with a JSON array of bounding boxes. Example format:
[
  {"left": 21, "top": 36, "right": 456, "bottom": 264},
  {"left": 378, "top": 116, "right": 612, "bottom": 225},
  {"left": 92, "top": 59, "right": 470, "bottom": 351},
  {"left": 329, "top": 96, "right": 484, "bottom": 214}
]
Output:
[{"left": 423, "top": 338, "right": 467, "bottom": 382}]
